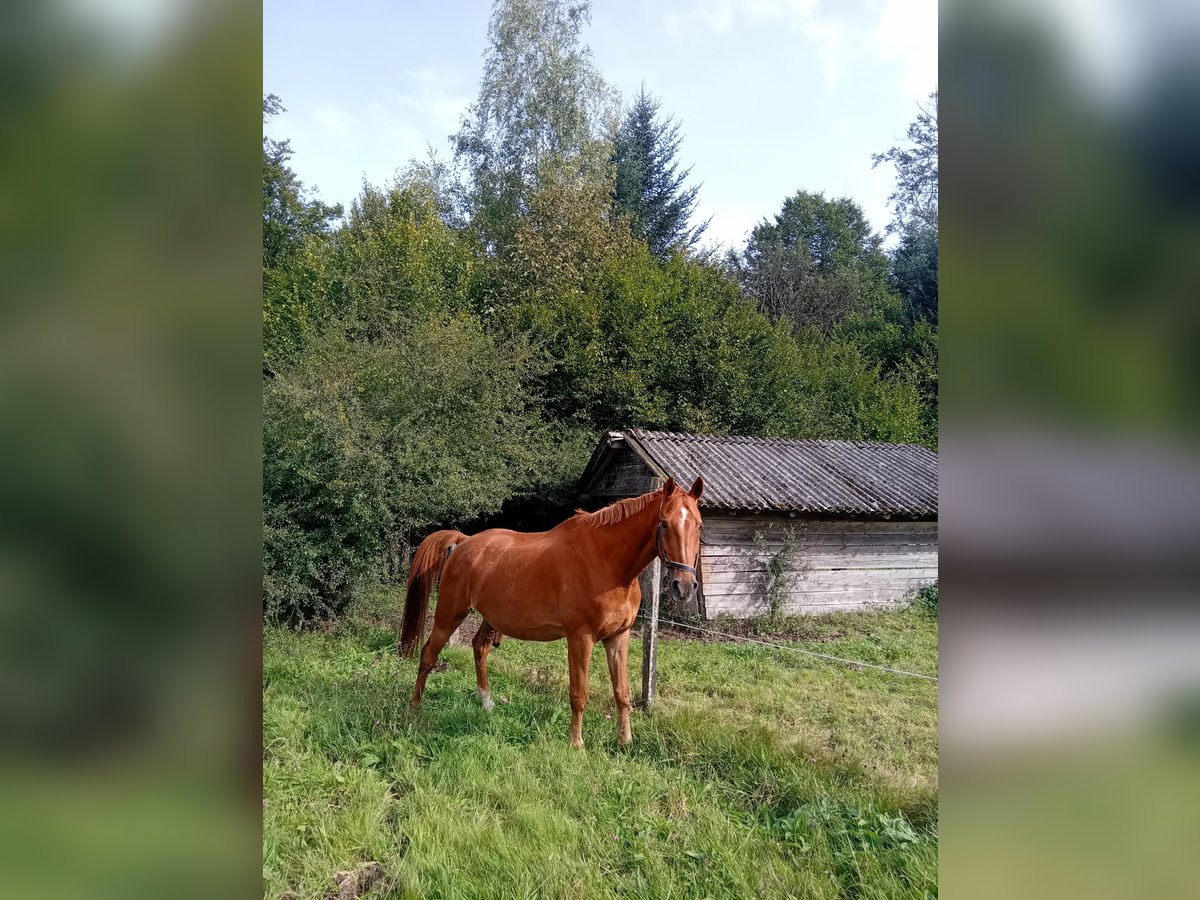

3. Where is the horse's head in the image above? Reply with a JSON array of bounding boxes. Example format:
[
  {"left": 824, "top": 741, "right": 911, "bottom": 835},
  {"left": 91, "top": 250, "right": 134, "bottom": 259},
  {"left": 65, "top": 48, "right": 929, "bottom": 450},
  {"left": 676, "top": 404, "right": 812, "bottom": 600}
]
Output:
[{"left": 658, "top": 475, "right": 705, "bottom": 602}]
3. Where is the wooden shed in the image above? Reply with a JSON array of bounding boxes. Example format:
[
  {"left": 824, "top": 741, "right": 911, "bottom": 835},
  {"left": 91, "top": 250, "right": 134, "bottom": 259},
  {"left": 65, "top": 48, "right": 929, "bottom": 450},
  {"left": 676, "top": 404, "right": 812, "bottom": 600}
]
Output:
[{"left": 579, "top": 429, "right": 938, "bottom": 618}]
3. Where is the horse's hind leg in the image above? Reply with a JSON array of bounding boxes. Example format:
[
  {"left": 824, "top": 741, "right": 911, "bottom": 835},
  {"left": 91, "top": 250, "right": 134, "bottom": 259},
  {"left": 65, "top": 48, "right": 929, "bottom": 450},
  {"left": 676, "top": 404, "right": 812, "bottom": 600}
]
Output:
[
  {"left": 566, "top": 632, "right": 596, "bottom": 749},
  {"left": 410, "top": 588, "right": 469, "bottom": 708},
  {"left": 472, "top": 620, "right": 499, "bottom": 711}
]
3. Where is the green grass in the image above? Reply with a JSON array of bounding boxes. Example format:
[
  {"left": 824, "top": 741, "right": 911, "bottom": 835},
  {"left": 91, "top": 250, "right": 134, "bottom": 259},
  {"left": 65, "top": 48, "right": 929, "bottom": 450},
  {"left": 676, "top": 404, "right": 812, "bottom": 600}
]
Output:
[{"left": 263, "top": 608, "right": 938, "bottom": 899}]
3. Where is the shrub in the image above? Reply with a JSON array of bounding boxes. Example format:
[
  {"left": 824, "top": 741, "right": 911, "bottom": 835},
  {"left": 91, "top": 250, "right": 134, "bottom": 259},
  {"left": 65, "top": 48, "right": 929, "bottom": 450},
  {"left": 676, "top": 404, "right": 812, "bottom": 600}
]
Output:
[
  {"left": 263, "top": 315, "right": 545, "bottom": 625},
  {"left": 912, "top": 582, "right": 938, "bottom": 619}
]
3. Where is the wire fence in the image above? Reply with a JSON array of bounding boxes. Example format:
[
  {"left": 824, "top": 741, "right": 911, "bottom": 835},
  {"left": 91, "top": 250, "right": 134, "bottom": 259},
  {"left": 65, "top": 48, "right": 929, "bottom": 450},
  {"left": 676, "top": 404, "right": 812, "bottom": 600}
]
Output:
[{"left": 639, "top": 613, "right": 939, "bottom": 683}]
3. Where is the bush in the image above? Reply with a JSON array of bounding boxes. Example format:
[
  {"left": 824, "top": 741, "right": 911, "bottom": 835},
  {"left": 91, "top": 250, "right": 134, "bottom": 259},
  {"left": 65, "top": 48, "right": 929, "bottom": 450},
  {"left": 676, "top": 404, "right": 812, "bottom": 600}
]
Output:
[
  {"left": 912, "top": 582, "right": 938, "bottom": 619},
  {"left": 263, "top": 315, "right": 546, "bottom": 625}
]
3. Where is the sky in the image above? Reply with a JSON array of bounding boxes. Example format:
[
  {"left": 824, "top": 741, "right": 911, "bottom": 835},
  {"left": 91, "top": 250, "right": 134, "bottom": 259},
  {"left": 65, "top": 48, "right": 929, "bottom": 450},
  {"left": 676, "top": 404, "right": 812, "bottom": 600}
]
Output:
[{"left": 264, "top": 0, "right": 937, "bottom": 251}]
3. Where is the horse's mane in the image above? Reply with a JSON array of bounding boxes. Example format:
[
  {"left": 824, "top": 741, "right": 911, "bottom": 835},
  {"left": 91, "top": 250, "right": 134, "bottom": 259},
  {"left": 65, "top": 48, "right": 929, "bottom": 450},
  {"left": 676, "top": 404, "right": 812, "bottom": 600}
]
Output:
[{"left": 573, "top": 489, "right": 661, "bottom": 527}]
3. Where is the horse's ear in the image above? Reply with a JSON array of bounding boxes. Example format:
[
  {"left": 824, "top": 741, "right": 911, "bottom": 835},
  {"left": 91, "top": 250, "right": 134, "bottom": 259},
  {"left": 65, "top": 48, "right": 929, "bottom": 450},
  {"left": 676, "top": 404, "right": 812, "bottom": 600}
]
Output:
[
  {"left": 690, "top": 475, "right": 705, "bottom": 499},
  {"left": 662, "top": 477, "right": 676, "bottom": 496}
]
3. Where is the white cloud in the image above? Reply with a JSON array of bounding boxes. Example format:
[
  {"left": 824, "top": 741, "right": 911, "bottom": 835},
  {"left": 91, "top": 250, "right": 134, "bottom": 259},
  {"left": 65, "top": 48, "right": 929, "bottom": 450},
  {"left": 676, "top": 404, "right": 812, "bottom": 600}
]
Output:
[
  {"left": 801, "top": 18, "right": 847, "bottom": 94},
  {"left": 313, "top": 105, "right": 353, "bottom": 142},
  {"left": 669, "top": 0, "right": 938, "bottom": 100},
  {"left": 870, "top": 0, "right": 938, "bottom": 102},
  {"left": 687, "top": 0, "right": 821, "bottom": 32},
  {"left": 395, "top": 69, "right": 472, "bottom": 133},
  {"left": 663, "top": 0, "right": 850, "bottom": 96}
]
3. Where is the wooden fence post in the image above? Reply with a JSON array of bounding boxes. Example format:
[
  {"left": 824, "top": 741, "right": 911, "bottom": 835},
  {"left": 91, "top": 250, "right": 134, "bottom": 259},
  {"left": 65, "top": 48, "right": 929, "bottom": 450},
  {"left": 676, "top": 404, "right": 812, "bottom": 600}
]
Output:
[{"left": 639, "top": 555, "right": 662, "bottom": 710}]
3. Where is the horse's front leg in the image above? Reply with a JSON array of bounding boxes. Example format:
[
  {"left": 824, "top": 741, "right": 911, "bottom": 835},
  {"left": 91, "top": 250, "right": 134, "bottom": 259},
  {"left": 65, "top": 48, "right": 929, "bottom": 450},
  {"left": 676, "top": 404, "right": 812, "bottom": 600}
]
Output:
[
  {"left": 603, "top": 629, "right": 633, "bottom": 748},
  {"left": 566, "top": 633, "right": 595, "bottom": 749}
]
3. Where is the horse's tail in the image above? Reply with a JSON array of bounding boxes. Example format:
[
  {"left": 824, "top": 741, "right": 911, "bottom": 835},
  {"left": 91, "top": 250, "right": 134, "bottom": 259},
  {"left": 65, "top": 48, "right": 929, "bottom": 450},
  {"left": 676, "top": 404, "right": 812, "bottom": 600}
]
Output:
[{"left": 399, "top": 529, "right": 467, "bottom": 658}]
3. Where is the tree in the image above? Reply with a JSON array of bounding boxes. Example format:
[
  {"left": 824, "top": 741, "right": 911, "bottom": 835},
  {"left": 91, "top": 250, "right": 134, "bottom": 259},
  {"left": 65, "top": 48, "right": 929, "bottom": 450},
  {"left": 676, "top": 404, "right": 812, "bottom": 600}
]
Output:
[
  {"left": 335, "top": 180, "right": 487, "bottom": 336},
  {"left": 873, "top": 91, "right": 938, "bottom": 324},
  {"left": 779, "top": 326, "right": 929, "bottom": 445},
  {"left": 739, "top": 191, "right": 891, "bottom": 332},
  {"left": 495, "top": 167, "right": 928, "bottom": 444},
  {"left": 891, "top": 221, "right": 938, "bottom": 325},
  {"left": 872, "top": 90, "right": 938, "bottom": 235},
  {"left": 612, "top": 85, "right": 708, "bottom": 259},
  {"left": 453, "top": 0, "right": 619, "bottom": 247},
  {"left": 836, "top": 294, "right": 938, "bottom": 447},
  {"left": 747, "top": 190, "right": 887, "bottom": 275},
  {"left": 263, "top": 95, "right": 346, "bottom": 372},
  {"left": 262, "top": 95, "right": 342, "bottom": 270}
]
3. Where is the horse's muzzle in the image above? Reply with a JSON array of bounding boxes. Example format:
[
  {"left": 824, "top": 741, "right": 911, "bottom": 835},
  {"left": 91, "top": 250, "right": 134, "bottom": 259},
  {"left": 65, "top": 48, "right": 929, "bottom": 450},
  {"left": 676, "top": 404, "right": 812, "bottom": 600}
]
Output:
[{"left": 669, "top": 573, "right": 698, "bottom": 600}]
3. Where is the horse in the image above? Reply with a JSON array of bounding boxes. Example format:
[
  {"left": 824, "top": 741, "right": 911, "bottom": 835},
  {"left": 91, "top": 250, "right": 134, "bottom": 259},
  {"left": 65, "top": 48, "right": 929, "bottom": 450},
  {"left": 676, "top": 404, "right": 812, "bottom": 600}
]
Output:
[{"left": 399, "top": 476, "right": 705, "bottom": 749}]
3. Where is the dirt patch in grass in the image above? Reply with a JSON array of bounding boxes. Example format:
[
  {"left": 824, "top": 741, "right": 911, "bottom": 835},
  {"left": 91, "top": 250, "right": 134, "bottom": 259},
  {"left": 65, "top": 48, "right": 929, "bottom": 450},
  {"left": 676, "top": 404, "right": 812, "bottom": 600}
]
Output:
[{"left": 325, "top": 861, "right": 384, "bottom": 900}]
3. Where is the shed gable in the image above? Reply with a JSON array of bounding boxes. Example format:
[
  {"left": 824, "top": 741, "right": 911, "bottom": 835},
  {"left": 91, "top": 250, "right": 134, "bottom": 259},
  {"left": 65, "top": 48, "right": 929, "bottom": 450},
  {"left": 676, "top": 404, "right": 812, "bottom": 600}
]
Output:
[{"left": 584, "top": 446, "right": 657, "bottom": 499}]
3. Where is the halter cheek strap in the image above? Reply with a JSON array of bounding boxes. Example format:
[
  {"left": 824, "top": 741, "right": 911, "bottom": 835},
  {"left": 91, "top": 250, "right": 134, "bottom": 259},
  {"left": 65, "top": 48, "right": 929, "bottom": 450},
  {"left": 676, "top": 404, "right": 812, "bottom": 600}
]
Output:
[
  {"left": 656, "top": 518, "right": 700, "bottom": 578},
  {"left": 656, "top": 500, "right": 705, "bottom": 613},
  {"left": 656, "top": 504, "right": 705, "bottom": 613}
]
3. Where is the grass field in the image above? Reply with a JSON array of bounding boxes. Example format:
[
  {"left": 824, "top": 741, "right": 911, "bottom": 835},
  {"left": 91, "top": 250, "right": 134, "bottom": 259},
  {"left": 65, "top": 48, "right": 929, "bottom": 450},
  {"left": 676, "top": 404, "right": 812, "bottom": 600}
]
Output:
[{"left": 263, "top": 606, "right": 938, "bottom": 899}]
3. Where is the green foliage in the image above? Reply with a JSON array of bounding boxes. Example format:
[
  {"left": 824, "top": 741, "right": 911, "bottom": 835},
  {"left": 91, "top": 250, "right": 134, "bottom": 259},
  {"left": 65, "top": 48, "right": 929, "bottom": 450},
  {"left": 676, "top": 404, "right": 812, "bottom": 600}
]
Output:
[
  {"left": 748, "top": 190, "right": 889, "bottom": 276},
  {"left": 892, "top": 222, "right": 938, "bottom": 326},
  {"left": 875, "top": 92, "right": 938, "bottom": 330},
  {"left": 612, "top": 85, "right": 708, "bottom": 259},
  {"left": 263, "top": 317, "right": 545, "bottom": 624},
  {"left": 872, "top": 90, "right": 938, "bottom": 235},
  {"left": 264, "top": 178, "right": 487, "bottom": 369},
  {"left": 263, "top": 95, "right": 346, "bottom": 371},
  {"left": 779, "top": 328, "right": 929, "bottom": 444},
  {"left": 337, "top": 181, "right": 488, "bottom": 331},
  {"left": 911, "top": 582, "right": 938, "bottom": 619},
  {"left": 752, "top": 525, "right": 803, "bottom": 621},
  {"left": 497, "top": 170, "right": 928, "bottom": 444},
  {"left": 763, "top": 796, "right": 924, "bottom": 858},
  {"left": 837, "top": 296, "right": 939, "bottom": 446},
  {"left": 740, "top": 190, "right": 892, "bottom": 333},
  {"left": 262, "top": 95, "right": 342, "bottom": 271},
  {"left": 262, "top": 230, "right": 341, "bottom": 370}
]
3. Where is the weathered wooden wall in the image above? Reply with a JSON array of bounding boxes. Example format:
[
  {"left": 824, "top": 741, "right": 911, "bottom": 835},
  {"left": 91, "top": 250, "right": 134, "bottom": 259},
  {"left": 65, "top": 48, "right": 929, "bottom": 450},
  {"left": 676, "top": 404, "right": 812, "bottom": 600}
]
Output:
[
  {"left": 586, "top": 451, "right": 657, "bottom": 499},
  {"left": 700, "top": 513, "right": 938, "bottom": 617}
]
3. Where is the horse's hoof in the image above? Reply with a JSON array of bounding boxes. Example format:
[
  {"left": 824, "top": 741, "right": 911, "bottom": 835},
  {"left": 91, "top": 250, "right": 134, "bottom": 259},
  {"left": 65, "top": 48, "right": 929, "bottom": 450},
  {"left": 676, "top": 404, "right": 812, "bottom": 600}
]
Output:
[
  {"left": 409, "top": 698, "right": 421, "bottom": 709},
  {"left": 479, "top": 690, "right": 495, "bottom": 712}
]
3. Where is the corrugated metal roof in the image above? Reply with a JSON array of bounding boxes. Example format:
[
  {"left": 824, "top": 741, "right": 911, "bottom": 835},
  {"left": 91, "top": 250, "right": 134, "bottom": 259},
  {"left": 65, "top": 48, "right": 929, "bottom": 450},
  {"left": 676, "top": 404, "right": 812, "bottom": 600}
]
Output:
[{"left": 613, "top": 429, "right": 937, "bottom": 517}]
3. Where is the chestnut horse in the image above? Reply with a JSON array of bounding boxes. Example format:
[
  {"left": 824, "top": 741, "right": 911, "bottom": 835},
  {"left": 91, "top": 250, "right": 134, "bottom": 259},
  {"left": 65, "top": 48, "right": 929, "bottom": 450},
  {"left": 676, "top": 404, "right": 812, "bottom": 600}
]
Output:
[{"left": 399, "top": 477, "right": 704, "bottom": 748}]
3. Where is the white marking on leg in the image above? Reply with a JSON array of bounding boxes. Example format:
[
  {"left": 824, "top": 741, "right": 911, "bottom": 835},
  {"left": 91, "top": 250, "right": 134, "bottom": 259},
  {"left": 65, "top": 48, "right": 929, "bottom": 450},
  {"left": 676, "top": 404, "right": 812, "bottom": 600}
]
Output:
[{"left": 479, "top": 689, "right": 495, "bottom": 712}]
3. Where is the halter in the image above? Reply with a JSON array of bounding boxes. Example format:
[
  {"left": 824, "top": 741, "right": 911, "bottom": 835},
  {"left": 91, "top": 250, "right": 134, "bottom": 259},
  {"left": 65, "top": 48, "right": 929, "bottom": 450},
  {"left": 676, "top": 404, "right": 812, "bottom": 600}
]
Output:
[
  {"left": 656, "top": 503, "right": 704, "bottom": 609},
  {"left": 656, "top": 518, "right": 700, "bottom": 577}
]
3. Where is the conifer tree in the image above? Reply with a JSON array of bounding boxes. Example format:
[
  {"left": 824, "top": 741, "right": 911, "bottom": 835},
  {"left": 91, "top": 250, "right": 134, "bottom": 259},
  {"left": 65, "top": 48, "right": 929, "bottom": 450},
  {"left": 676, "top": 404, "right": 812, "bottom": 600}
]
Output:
[{"left": 612, "top": 85, "right": 708, "bottom": 259}]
